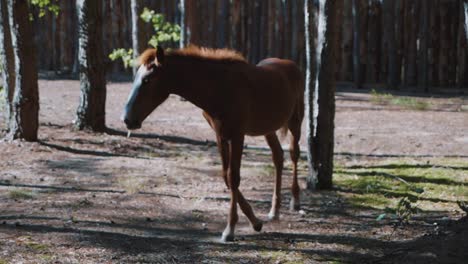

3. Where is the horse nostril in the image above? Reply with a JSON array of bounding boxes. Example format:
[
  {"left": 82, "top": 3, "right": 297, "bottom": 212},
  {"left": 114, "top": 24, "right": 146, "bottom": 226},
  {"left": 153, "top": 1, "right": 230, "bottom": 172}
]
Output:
[{"left": 124, "top": 118, "right": 130, "bottom": 125}]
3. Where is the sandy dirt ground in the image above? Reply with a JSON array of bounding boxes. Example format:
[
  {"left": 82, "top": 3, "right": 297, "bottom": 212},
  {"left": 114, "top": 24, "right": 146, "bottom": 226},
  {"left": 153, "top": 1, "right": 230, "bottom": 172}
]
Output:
[{"left": 0, "top": 79, "right": 467, "bottom": 263}]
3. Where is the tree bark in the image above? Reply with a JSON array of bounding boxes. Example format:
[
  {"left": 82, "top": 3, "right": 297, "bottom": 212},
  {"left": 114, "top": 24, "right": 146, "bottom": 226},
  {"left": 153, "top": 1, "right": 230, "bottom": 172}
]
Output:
[
  {"left": 131, "top": 0, "right": 145, "bottom": 75},
  {"left": 304, "top": 0, "right": 317, "bottom": 189},
  {"left": 75, "top": 0, "right": 106, "bottom": 132},
  {"left": 429, "top": 0, "right": 440, "bottom": 87},
  {"left": 0, "top": 0, "right": 15, "bottom": 130},
  {"left": 7, "top": 0, "right": 39, "bottom": 141},
  {"left": 438, "top": 1, "right": 449, "bottom": 87},
  {"left": 404, "top": 0, "right": 419, "bottom": 88},
  {"left": 464, "top": 1, "right": 468, "bottom": 41},
  {"left": 459, "top": 0, "right": 468, "bottom": 88},
  {"left": 351, "top": 0, "right": 362, "bottom": 88},
  {"left": 306, "top": 0, "right": 341, "bottom": 190},
  {"left": 366, "top": 1, "right": 381, "bottom": 84},
  {"left": 418, "top": 0, "right": 429, "bottom": 92},
  {"left": 179, "top": 0, "right": 186, "bottom": 48},
  {"left": 340, "top": 0, "right": 353, "bottom": 81}
]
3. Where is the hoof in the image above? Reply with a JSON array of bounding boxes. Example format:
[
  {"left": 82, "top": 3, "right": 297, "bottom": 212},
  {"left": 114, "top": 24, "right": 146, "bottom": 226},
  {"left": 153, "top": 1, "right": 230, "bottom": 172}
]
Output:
[
  {"left": 268, "top": 210, "right": 280, "bottom": 221},
  {"left": 290, "top": 198, "right": 300, "bottom": 211},
  {"left": 252, "top": 220, "right": 263, "bottom": 232},
  {"left": 220, "top": 228, "right": 235, "bottom": 242}
]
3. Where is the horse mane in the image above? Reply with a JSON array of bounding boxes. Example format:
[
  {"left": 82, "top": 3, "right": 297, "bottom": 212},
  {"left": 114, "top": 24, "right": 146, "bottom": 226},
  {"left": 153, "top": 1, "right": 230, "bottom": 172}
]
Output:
[
  {"left": 170, "top": 45, "right": 247, "bottom": 63},
  {"left": 137, "top": 45, "right": 247, "bottom": 66},
  {"left": 138, "top": 49, "right": 158, "bottom": 66}
]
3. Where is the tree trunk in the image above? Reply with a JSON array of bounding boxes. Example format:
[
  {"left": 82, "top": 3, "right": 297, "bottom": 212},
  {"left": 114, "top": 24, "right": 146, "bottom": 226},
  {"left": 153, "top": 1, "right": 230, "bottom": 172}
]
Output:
[
  {"left": 351, "top": 0, "right": 362, "bottom": 88},
  {"left": 306, "top": 0, "right": 341, "bottom": 190},
  {"left": 418, "top": 0, "right": 429, "bottom": 92},
  {"left": 464, "top": 1, "right": 468, "bottom": 41},
  {"left": 458, "top": 0, "right": 468, "bottom": 88},
  {"left": 403, "top": 0, "right": 419, "bottom": 88},
  {"left": 7, "top": 0, "right": 39, "bottom": 141},
  {"left": 304, "top": 0, "right": 318, "bottom": 189},
  {"left": 179, "top": 0, "right": 186, "bottom": 48},
  {"left": 0, "top": 0, "right": 15, "bottom": 130},
  {"left": 341, "top": 0, "right": 353, "bottom": 81},
  {"left": 366, "top": 1, "right": 381, "bottom": 84},
  {"left": 75, "top": 0, "right": 106, "bottom": 132},
  {"left": 131, "top": 0, "right": 145, "bottom": 75},
  {"left": 383, "top": 0, "right": 399, "bottom": 89},
  {"left": 438, "top": 1, "right": 449, "bottom": 87},
  {"left": 430, "top": 0, "right": 440, "bottom": 87}
]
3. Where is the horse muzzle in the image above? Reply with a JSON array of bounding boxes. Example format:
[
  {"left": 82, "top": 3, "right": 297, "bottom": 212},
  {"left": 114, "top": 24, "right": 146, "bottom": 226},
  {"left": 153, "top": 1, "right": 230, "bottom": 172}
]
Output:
[{"left": 122, "top": 113, "right": 142, "bottom": 130}]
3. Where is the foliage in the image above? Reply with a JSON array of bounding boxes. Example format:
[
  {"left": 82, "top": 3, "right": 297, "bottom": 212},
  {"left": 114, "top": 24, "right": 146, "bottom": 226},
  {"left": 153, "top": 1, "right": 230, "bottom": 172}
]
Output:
[
  {"left": 370, "top": 89, "right": 393, "bottom": 104},
  {"left": 109, "top": 8, "right": 181, "bottom": 69},
  {"left": 395, "top": 196, "right": 419, "bottom": 224},
  {"left": 30, "top": 0, "right": 60, "bottom": 17},
  {"left": 140, "top": 8, "right": 181, "bottom": 48},
  {"left": 370, "top": 89, "right": 430, "bottom": 110},
  {"left": 334, "top": 158, "right": 468, "bottom": 223},
  {"left": 109, "top": 49, "right": 134, "bottom": 69},
  {"left": 9, "top": 188, "right": 37, "bottom": 199}
]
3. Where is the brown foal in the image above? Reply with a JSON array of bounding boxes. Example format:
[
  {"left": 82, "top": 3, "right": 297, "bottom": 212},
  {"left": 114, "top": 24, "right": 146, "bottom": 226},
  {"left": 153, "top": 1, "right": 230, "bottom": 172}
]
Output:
[{"left": 123, "top": 46, "right": 304, "bottom": 242}]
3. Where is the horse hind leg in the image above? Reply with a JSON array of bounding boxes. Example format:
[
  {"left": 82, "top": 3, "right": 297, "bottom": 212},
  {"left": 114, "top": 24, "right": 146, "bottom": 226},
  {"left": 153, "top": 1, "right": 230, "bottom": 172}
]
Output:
[
  {"left": 265, "top": 133, "right": 284, "bottom": 220},
  {"left": 289, "top": 113, "right": 302, "bottom": 211}
]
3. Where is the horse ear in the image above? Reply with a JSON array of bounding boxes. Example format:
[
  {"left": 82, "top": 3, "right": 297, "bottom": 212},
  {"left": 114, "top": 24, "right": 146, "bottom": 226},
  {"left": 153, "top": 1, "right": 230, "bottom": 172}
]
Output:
[{"left": 155, "top": 46, "right": 165, "bottom": 66}]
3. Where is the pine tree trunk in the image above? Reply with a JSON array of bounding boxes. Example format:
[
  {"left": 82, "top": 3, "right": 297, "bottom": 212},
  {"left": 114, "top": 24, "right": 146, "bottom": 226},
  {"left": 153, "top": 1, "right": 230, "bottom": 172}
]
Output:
[
  {"left": 75, "top": 0, "right": 106, "bottom": 132},
  {"left": 439, "top": 2, "right": 449, "bottom": 87},
  {"left": 352, "top": 0, "right": 362, "bottom": 88},
  {"left": 306, "top": 0, "right": 341, "bottom": 190},
  {"left": 458, "top": 0, "right": 468, "bottom": 88},
  {"left": 131, "top": 0, "right": 145, "bottom": 75},
  {"left": 304, "top": 0, "right": 317, "bottom": 189},
  {"left": 179, "top": 0, "right": 186, "bottom": 48},
  {"left": 447, "top": 1, "right": 458, "bottom": 87},
  {"left": 430, "top": 0, "right": 440, "bottom": 87},
  {"left": 418, "top": 0, "right": 429, "bottom": 92},
  {"left": 7, "top": 0, "right": 39, "bottom": 141},
  {"left": 464, "top": 1, "right": 468, "bottom": 41},
  {"left": 0, "top": 0, "right": 15, "bottom": 130},
  {"left": 366, "top": 1, "right": 381, "bottom": 84},
  {"left": 404, "top": 0, "right": 419, "bottom": 88},
  {"left": 341, "top": 0, "right": 353, "bottom": 81}
]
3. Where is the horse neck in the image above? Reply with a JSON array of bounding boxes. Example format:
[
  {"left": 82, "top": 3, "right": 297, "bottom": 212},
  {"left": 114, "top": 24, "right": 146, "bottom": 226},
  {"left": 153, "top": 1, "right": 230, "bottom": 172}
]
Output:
[{"left": 166, "top": 57, "right": 226, "bottom": 113}]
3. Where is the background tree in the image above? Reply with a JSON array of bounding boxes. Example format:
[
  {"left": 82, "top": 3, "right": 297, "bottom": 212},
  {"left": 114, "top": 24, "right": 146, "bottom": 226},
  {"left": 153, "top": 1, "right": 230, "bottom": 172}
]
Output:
[
  {"left": 131, "top": 0, "right": 145, "bottom": 75},
  {"left": 109, "top": 8, "right": 180, "bottom": 69},
  {"left": 74, "top": 0, "right": 106, "bottom": 132},
  {"left": 351, "top": 0, "right": 362, "bottom": 89},
  {"left": 383, "top": 0, "right": 399, "bottom": 90},
  {"left": 304, "top": 0, "right": 318, "bottom": 189},
  {"left": 6, "top": 0, "right": 40, "bottom": 141},
  {"left": 306, "top": 0, "right": 342, "bottom": 190},
  {"left": 464, "top": 1, "right": 468, "bottom": 40},
  {"left": 0, "top": 0, "right": 15, "bottom": 132},
  {"left": 418, "top": 0, "right": 429, "bottom": 92}
]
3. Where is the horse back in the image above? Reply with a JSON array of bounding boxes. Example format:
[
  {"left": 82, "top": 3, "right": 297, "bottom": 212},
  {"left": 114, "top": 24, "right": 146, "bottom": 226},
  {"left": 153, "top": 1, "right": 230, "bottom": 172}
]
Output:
[{"left": 231, "top": 58, "right": 303, "bottom": 136}]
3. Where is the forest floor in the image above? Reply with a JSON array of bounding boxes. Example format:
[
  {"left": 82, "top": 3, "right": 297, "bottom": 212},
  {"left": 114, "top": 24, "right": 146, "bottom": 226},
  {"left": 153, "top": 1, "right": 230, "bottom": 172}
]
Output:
[{"left": 0, "top": 79, "right": 467, "bottom": 263}]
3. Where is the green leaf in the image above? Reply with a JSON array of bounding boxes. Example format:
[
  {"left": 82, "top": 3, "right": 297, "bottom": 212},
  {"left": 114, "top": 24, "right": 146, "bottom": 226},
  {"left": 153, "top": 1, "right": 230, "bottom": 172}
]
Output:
[{"left": 113, "top": 8, "right": 181, "bottom": 68}]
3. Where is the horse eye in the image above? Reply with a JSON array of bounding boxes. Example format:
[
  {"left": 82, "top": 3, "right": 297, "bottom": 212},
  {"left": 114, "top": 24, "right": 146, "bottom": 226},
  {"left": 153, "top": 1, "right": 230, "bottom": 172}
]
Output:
[{"left": 143, "top": 78, "right": 149, "bottom": 84}]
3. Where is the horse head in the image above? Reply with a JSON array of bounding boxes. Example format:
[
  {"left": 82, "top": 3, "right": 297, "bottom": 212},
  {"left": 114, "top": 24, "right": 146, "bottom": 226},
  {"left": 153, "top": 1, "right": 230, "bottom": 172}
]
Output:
[{"left": 122, "top": 46, "right": 169, "bottom": 130}]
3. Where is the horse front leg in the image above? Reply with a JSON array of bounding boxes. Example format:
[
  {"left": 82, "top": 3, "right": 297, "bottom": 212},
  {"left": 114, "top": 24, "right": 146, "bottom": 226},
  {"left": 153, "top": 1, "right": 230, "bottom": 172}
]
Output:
[
  {"left": 221, "top": 134, "right": 243, "bottom": 242},
  {"left": 218, "top": 134, "right": 262, "bottom": 241}
]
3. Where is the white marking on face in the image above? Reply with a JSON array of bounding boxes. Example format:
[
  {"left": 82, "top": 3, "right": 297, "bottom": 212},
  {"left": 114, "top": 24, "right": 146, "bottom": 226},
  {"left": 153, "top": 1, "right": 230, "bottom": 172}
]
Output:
[{"left": 124, "top": 65, "right": 149, "bottom": 121}]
